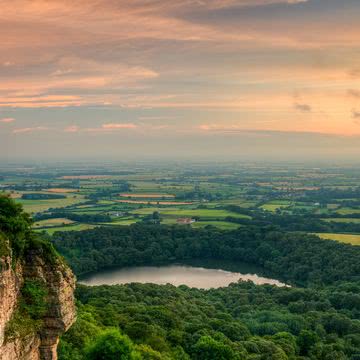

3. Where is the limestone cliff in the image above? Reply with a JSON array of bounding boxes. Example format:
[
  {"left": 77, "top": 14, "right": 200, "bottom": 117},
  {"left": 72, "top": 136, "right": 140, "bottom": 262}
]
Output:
[{"left": 0, "top": 234, "right": 76, "bottom": 360}]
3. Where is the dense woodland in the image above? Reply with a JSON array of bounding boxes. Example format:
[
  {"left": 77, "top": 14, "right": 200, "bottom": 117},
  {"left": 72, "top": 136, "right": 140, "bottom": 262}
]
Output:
[{"left": 52, "top": 224, "right": 360, "bottom": 359}]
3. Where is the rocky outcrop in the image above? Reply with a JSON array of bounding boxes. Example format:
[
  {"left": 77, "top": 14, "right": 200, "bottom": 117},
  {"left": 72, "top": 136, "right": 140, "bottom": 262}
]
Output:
[{"left": 0, "top": 237, "right": 76, "bottom": 360}]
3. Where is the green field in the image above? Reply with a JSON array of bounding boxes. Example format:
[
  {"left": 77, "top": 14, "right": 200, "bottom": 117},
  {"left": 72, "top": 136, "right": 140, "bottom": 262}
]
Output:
[
  {"left": 133, "top": 208, "right": 251, "bottom": 220},
  {"left": 315, "top": 233, "right": 360, "bottom": 246},
  {"left": 33, "top": 218, "right": 74, "bottom": 228},
  {"left": 104, "top": 218, "right": 138, "bottom": 226},
  {"left": 261, "top": 204, "right": 288, "bottom": 212},
  {"left": 192, "top": 221, "right": 240, "bottom": 230},
  {"left": 335, "top": 208, "right": 360, "bottom": 215},
  {"left": 16, "top": 196, "right": 85, "bottom": 213},
  {"left": 35, "top": 223, "right": 97, "bottom": 235}
]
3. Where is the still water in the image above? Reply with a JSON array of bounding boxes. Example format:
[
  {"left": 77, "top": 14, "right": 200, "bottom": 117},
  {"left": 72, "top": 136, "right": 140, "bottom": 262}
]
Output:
[{"left": 80, "top": 260, "right": 287, "bottom": 289}]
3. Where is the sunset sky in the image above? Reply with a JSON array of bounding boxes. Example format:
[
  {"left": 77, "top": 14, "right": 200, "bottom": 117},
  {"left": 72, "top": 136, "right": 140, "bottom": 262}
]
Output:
[{"left": 1, "top": 0, "right": 360, "bottom": 160}]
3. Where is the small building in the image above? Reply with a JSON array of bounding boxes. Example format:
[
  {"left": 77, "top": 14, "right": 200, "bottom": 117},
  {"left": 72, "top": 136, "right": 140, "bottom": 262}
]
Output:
[
  {"left": 109, "top": 212, "right": 125, "bottom": 217},
  {"left": 176, "top": 218, "right": 195, "bottom": 225}
]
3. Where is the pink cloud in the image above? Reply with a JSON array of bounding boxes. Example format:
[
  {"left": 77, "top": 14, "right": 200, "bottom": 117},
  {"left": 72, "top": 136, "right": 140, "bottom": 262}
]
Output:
[
  {"left": 64, "top": 125, "right": 80, "bottom": 132},
  {"left": 83, "top": 123, "right": 138, "bottom": 133},
  {"left": 0, "top": 117, "right": 15, "bottom": 123},
  {"left": 101, "top": 123, "right": 138, "bottom": 129},
  {"left": 13, "top": 126, "right": 48, "bottom": 134}
]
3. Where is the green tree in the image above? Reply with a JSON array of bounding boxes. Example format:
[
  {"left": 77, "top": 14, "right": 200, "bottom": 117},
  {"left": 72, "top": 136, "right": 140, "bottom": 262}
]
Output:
[
  {"left": 0, "top": 195, "right": 32, "bottom": 257},
  {"left": 86, "top": 329, "right": 140, "bottom": 360},
  {"left": 192, "top": 336, "right": 238, "bottom": 360},
  {"left": 297, "top": 330, "right": 318, "bottom": 356}
]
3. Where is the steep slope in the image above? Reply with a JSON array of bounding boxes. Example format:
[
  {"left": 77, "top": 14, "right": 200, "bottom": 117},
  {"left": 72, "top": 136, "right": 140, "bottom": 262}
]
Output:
[{"left": 0, "top": 196, "right": 76, "bottom": 360}]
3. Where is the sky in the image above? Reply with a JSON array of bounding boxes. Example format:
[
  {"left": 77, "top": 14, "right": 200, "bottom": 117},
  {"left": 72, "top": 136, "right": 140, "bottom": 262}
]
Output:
[{"left": 1, "top": 0, "right": 360, "bottom": 161}]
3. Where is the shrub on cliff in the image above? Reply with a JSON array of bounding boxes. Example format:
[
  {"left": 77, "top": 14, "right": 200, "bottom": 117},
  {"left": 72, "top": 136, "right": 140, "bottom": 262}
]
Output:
[{"left": 0, "top": 195, "right": 32, "bottom": 258}]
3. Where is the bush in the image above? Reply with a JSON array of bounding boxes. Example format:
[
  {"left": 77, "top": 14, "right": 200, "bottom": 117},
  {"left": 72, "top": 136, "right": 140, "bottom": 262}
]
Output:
[
  {"left": 20, "top": 279, "right": 48, "bottom": 320},
  {"left": 86, "top": 329, "right": 141, "bottom": 360}
]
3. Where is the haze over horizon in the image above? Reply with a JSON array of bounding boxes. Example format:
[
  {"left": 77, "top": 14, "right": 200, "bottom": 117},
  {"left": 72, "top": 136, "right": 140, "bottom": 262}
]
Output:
[{"left": 1, "top": 0, "right": 360, "bottom": 160}]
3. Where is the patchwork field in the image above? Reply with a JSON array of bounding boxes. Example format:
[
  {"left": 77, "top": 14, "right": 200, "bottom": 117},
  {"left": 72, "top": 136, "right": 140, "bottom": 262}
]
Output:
[
  {"left": 3, "top": 163, "right": 360, "bottom": 236},
  {"left": 119, "top": 193, "right": 175, "bottom": 198},
  {"left": 315, "top": 233, "right": 360, "bottom": 246},
  {"left": 132, "top": 208, "right": 251, "bottom": 220},
  {"left": 33, "top": 218, "right": 75, "bottom": 228},
  {"left": 192, "top": 221, "right": 241, "bottom": 230},
  {"left": 261, "top": 203, "right": 290, "bottom": 212},
  {"left": 15, "top": 195, "right": 85, "bottom": 213},
  {"left": 335, "top": 208, "right": 360, "bottom": 215},
  {"left": 116, "top": 200, "right": 192, "bottom": 205},
  {"left": 35, "top": 223, "right": 97, "bottom": 235},
  {"left": 46, "top": 188, "right": 79, "bottom": 193}
]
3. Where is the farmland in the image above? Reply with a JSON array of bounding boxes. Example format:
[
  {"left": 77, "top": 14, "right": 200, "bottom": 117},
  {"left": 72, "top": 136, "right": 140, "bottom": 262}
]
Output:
[
  {"left": 315, "top": 233, "right": 360, "bottom": 246},
  {"left": 0, "top": 162, "right": 359, "bottom": 245}
]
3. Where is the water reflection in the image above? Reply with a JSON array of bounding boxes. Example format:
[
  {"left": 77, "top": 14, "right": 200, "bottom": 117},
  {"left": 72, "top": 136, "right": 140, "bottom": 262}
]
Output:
[{"left": 80, "top": 263, "right": 287, "bottom": 289}]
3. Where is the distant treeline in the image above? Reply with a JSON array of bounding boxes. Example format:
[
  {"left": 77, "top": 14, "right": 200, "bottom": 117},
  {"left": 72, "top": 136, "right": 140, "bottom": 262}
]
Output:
[
  {"left": 34, "top": 211, "right": 111, "bottom": 223},
  {"left": 21, "top": 193, "right": 66, "bottom": 200}
]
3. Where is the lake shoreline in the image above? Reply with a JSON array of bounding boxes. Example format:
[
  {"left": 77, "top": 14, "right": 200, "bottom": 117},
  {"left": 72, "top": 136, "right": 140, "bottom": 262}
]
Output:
[{"left": 78, "top": 260, "right": 288, "bottom": 289}]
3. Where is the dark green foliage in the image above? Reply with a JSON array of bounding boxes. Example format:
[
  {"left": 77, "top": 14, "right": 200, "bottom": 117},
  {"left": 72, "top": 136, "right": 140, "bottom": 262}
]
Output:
[
  {"left": 21, "top": 193, "right": 66, "bottom": 200},
  {"left": 4, "top": 310, "right": 42, "bottom": 341},
  {"left": 20, "top": 279, "right": 48, "bottom": 320},
  {"left": 192, "top": 336, "right": 239, "bottom": 360},
  {"left": 86, "top": 329, "right": 140, "bottom": 360},
  {"left": 0, "top": 232, "right": 9, "bottom": 257},
  {"left": 0, "top": 195, "right": 32, "bottom": 258},
  {"left": 5, "top": 279, "right": 48, "bottom": 340},
  {"left": 0, "top": 195, "right": 60, "bottom": 263},
  {"left": 57, "top": 280, "right": 360, "bottom": 359},
  {"left": 54, "top": 223, "right": 360, "bottom": 359}
]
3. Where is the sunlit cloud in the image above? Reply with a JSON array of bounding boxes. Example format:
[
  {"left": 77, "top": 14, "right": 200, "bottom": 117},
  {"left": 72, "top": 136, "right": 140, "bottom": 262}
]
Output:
[
  {"left": 64, "top": 125, "right": 80, "bottom": 133},
  {"left": 13, "top": 126, "right": 48, "bottom": 134},
  {"left": 2, "top": 0, "right": 360, "bottom": 160},
  {"left": 83, "top": 123, "right": 138, "bottom": 133},
  {"left": 102, "top": 123, "right": 138, "bottom": 129},
  {"left": 0, "top": 117, "right": 15, "bottom": 123},
  {"left": 198, "top": 124, "right": 272, "bottom": 136}
]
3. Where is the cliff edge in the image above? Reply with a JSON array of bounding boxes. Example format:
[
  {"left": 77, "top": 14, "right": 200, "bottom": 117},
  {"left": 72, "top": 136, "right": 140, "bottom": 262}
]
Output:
[{"left": 0, "top": 196, "right": 76, "bottom": 360}]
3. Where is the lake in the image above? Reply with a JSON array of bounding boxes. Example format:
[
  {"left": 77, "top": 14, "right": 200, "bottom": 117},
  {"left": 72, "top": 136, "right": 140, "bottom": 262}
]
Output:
[{"left": 79, "top": 260, "right": 287, "bottom": 289}]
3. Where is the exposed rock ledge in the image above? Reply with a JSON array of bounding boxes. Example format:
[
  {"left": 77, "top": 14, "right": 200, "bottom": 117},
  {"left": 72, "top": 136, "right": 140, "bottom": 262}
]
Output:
[{"left": 0, "top": 241, "right": 76, "bottom": 360}]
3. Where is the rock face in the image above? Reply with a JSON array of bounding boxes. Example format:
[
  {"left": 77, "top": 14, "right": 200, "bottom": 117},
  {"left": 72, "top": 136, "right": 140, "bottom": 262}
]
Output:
[{"left": 0, "top": 240, "right": 76, "bottom": 360}]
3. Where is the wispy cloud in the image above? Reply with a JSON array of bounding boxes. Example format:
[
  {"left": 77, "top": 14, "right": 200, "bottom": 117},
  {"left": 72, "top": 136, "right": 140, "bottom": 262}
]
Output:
[
  {"left": 84, "top": 123, "right": 139, "bottom": 133},
  {"left": 198, "top": 124, "right": 271, "bottom": 136},
  {"left": 64, "top": 125, "right": 80, "bottom": 133},
  {"left": 13, "top": 126, "right": 48, "bottom": 134},
  {"left": 101, "top": 123, "right": 138, "bottom": 130},
  {"left": 0, "top": 117, "right": 15, "bottom": 123}
]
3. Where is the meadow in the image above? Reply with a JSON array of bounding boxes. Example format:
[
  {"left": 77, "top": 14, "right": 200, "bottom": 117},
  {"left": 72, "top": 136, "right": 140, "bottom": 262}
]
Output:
[
  {"left": 315, "top": 233, "right": 360, "bottom": 246},
  {"left": 16, "top": 195, "right": 85, "bottom": 213},
  {"left": 2, "top": 163, "right": 359, "bottom": 248}
]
